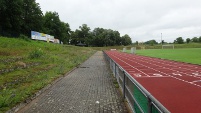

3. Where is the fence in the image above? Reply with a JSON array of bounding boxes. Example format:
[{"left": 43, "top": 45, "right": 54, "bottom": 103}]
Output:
[{"left": 103, "top": 51, "right": 170, "bottom": 113}]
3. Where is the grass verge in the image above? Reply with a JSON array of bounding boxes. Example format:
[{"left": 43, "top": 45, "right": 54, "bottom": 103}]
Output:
[{"left": 0, "top": 37, "right": 95, "bottom": 112}]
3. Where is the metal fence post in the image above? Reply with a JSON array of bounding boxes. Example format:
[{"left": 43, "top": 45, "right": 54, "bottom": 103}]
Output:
[
  {"left": 148, "top": 98, "right": 152, "bottom": 113},
  {"left": 123, "top": 71, "right": 126, "bottom": 99},
  {"left": 110, "top": 59, "right": 112, "bottom": 70},
  {"left": 114, "top": 63, "right": 116, "bottom": 78}
]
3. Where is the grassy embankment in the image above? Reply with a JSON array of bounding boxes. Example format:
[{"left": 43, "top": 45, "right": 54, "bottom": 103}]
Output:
[
  {"left": 125, "top": 43, "right": 201, "bottom": 65},
  {"left": 0, "top": 37, "right": 95, "bottom": 112}
]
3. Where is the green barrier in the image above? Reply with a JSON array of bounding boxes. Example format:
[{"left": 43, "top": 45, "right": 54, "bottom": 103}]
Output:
[
  {"left": 133, "top": 85, "right": 161, "bottom": 113},
  {"left": 134, "top": 85, "right": 148, "bottom": 112},
  {"left": 134, "top": 102, "right": 142, "bottom": 113},
  {"left": 151, "top": 104, "right": 160, "bottom": 113}
]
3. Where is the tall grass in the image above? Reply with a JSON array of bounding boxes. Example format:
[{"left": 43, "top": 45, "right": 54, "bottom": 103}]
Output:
[{"left": 0, "top": 37, "right": 95, "bottom": 112}]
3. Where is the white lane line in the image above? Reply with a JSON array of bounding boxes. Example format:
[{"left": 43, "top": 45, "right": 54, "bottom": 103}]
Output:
[
  {"left": 192, "top": 73, "right": 201, "bottom": 76},
  {"left": 137, "top": 76, "right": 170, "bottom": 78},
  {"left": 140, "top": 58, "right": 201, "bottom": 79},
  {"left": 112, "top": 52, "right": 201, "bottom": 88},
  {"left": 190, "top": 80, "right": 201, "bottom": 83},
  {"left": 133, "top": 73, "right": 142, "bottom": 77},
  {"left": 127, "top": 54, "right": 201, "bottom": 80},
  {"left": 153, "top": 73, "right": 163, "bottom": 77},
  {"left": 110, "top": 54, "right": 150, "bottom": 77},
  {"left": 172, "top": 73, "right": 182, "bottom": 76}
]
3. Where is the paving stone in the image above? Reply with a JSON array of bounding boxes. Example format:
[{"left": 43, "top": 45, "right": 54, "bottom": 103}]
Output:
[{"left": 18, "top": 51, "right": 128, "bottom": 113}]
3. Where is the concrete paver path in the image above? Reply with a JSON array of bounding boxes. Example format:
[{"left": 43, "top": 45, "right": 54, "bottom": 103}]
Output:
[{"left": 18, "top": 51, "right": 127, "bottom": 113}]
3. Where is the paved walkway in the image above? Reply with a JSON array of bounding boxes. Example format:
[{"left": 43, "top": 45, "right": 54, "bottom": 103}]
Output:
[{"left": 18, "top": 51, "right": 128, "bottom": 113}]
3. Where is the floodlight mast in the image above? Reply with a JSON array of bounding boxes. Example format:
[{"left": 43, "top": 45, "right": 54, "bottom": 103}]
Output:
[{"left": 161, "top": 33, "right": 162, "bottom": 45}]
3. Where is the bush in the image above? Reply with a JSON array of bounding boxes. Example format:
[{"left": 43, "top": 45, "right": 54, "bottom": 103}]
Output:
[
  {"left": 19, "top": 34, "right": 31, "bottom": 42},
  {"left": 29, "top": 48, "right": 44, "bottom": 59}
]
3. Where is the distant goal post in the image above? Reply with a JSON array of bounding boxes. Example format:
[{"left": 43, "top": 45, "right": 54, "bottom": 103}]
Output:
[{"left": 162, "top": 44, "right": 174, "bottom": 49}]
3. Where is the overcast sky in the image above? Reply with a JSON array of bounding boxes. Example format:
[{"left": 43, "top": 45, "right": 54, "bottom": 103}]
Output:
[{"left": 36, "top": 0, "right": 201, "bottom": 43}]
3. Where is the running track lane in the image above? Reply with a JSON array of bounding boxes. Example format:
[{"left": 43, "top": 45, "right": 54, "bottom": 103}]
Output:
[{"left": 105, "top": 50, "right": 201, "bottom": 113}]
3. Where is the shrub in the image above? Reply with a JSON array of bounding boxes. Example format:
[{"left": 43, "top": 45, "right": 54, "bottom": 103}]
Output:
[
  {"left": 29, "top": 48, "right": 44, "bottom": 59},
  {"left": 19, "top": 34, "right": 31, "bottom": 42}
]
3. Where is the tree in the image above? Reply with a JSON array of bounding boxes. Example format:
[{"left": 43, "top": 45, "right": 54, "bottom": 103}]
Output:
[
  {"left": 60, "top": 22, "right": 71, "bottom": 44},
  {"left": 175, "top": 37, "right": 184, "bottom": 44},
  {"left": 113, "top": 31, "right": 121, "bottom": 46},
  {"left": 21, "top": 0, "right": 43, "bottom": 36},
  {"left": 199, "top": 36, "right": 201, "bottom": 43},
  {"left": 0, "top": 0, "right": 44, "bottom": 37},
  {"left": 91, "top": 27, "right": 106, "bottom": 47},
  {"left": 78, "top": 24, "right": 91, "bottom": 44},
  {"left": 186, "top": 38, "right": 191, "bottom": 43},
  {"left": 70, "top": 26, "right": 132, "bottom": 47},
  {"left": 0, "top": 0, "right": 23, "bottom": 37},
  {"left": 43, "top": 11, "right": 63, "bottom": 43},
  {"left": 70, "top": 30, "right": 80, "bottom": 45},
  {"left": 121, "top": 34, "right": 132, "bottom": 46},
  {"left": 191, "top": 37, "right": 198, "bottom": 43},
  {"left": 88, "top": 27, "right": 124, "bottom": 46},
  {"left": 144, "top": 40, "right": 158, "bottom": 46},
  {"left": 105, "top": 29, "right": 116, "bottom": 46},
  {"left": 135, "top": 41, "right": 139, "bottom": 45}
]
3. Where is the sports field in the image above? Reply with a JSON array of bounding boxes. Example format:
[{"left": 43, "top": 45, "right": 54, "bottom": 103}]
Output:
[
  {"left": 128, "top": 48, "right": 201, "bottom": 65},
  {"left": 105, "top": 50, "right": 201, "bottom": 113}
]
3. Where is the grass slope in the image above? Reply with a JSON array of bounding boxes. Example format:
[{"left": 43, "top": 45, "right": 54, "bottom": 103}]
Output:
[
  {"left": 0, "top": 37, "right": 95, "bottom": 112},
  {"left": 135, "top": 48, "right": 201, "bottom": 65}
]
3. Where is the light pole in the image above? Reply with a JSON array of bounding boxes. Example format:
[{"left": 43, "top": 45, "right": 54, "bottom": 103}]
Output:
[{"left": 161, "top": 33, "right": 162, "bottom": 45}]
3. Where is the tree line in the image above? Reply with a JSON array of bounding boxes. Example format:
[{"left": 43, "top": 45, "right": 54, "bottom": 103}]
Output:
[
  {"left": 70, "top": 24, "right": 132, "bottom": 46},
  {"left": 0, "top": 0, "right": 132, "bottom": 46},
  {"left": 174, "top": 36, "right": 201, "bottom": 44},
  {"left": 135, "top": 36, "right": 201, "bottom": 46}
]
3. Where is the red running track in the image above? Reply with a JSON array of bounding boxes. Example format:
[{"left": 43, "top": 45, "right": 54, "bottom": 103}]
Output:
[{"left": 105, "top": 50, "right": 201, "bottom": 113}]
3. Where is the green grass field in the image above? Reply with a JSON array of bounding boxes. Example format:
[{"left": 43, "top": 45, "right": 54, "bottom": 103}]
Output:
[
  {"left": 127, "top": 48, "right": 201, "bottom": 65},
  {"left": 0, "top": 37, "right": 95, "bottom": 112}
]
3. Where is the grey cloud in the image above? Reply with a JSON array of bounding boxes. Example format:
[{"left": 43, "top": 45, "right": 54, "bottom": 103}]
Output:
[{"left": 36, "top": 0, "right": 201, "bottom": 42}]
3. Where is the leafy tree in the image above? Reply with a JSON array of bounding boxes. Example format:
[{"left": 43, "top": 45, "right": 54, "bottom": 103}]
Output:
[
  {"left": 43, "top": 11, "right": 63, "bottom": 43},
  {"left": 0, "top": 0, "right": 44, "bottom": 37},
  {"left": 175, "top": 37, "right": 184, "bottom": 44},
  {"left": 0, "top": 0, "right": 23, "bottom": 37},
  {"left": 199, "top": 36, "right": 201, "bottom": 43},
  {"left": 60, "top": 22, "right": 71, "bottom": 44},
  {"left": 145, "top": 39, "right": 158, "bottom": 46},
  {"left": 79, "top": 24, "right": 90, "bottom": 37},
  {"left": 105, "top": 29, "right": 116, "bottom": 46},
  {"left": 186, "top": 38, "right": 191, "bottom": 43},
  {"left": 113, "top": 31, "right": 121, "bottom": 45},
  {"left": 21, "top": 0, "right": 43, "bottom": 36},
  {"left": 91, "top": 28, "right": 105, "bottom": 46},
  {"left": 135, "top": 41, "right": 139, "bottom": 45},
  {"left": 70, "top": 30, "right": 80, "bottom": 45},
  {"left": 121, "top": 34, "right": 132, "bottom": 46},
  {"left": 85, "top": 27, "right": 126, "bottom": 47},
  {"left": 191, "top": 37, "right": 198, "bottom": 43},
  {"left": 79, "top": 24, "right": 91, "bottom": 44}
]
